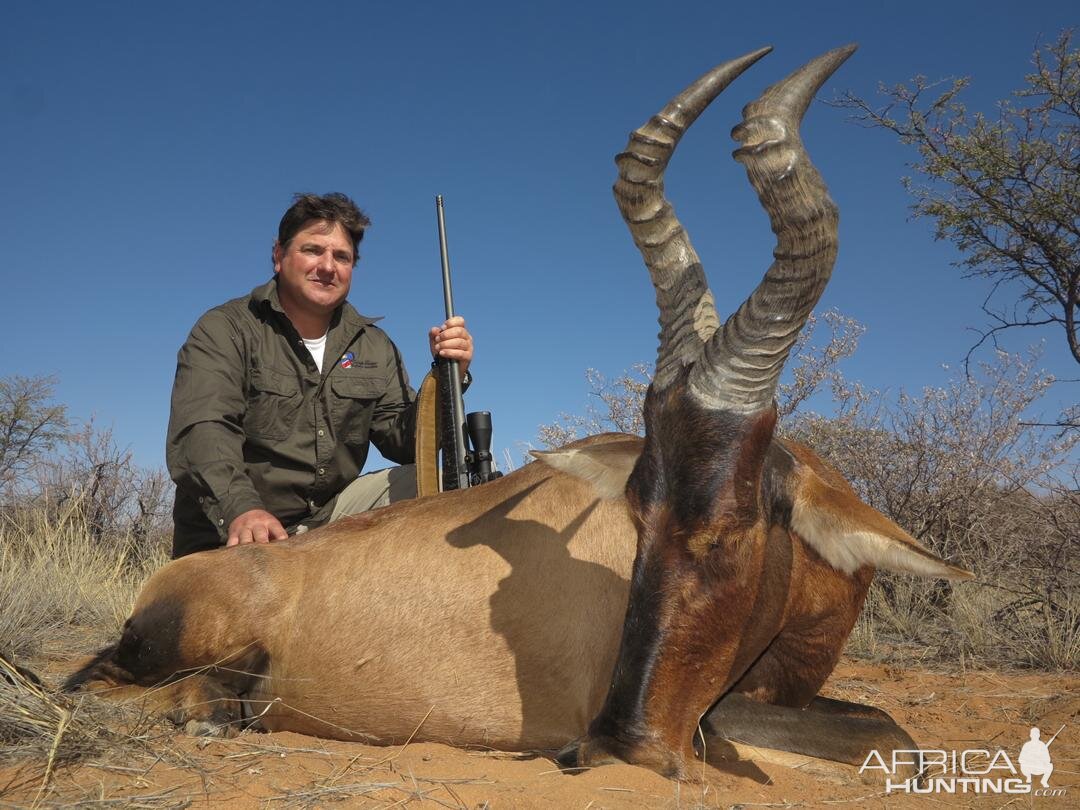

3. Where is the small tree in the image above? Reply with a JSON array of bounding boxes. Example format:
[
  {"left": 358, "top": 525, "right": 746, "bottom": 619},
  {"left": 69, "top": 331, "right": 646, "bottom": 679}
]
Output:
[
  {"left": 537, "top": 363, "right": 652, "bottom": 448},
  {"left": 0, "top": 375, "right": 68, "bottom": 498},
  {"left": 835, "top": 30, "right": 1080, "bottom": 369},
  {"left": 0, "top": 376, "right": 171, "bottom": 563},
  {"left": 28, "top": 420, "right": 172, "bottom": 562}
]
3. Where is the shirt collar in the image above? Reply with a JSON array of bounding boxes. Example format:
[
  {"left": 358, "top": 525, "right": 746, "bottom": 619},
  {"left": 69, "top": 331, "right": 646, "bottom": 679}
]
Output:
[{"left": 250, "top": 277, "right": 383, "bottom": 330}]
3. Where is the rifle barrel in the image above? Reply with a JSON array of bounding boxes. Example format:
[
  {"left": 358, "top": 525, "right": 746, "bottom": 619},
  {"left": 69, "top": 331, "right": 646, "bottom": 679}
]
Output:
[
  {"left": 436, "top": 195, "right": 456, "bottom": 319},
  {"left": 434, "top": 195, "right": 470, "bottom": 490}
]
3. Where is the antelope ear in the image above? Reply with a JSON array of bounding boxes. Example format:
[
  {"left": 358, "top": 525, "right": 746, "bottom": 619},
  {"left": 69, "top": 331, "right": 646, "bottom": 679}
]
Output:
[
  {"left": 530, "top": 436, "right": 643, "bottom": 499},
  {"left": 790, "top": 464, "right": 974, "bottom": 581}
]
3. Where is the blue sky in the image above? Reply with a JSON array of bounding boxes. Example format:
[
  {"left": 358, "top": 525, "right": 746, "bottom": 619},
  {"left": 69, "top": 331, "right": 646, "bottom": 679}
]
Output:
[{"left": 2, "top": 1, "right": 1076, "bottom": 472}]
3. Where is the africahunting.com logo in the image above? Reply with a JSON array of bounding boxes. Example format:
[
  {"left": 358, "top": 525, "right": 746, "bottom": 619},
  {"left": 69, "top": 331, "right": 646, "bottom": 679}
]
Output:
[{"left": 860, "top": 725, "right": 1067, "bottom": 797}]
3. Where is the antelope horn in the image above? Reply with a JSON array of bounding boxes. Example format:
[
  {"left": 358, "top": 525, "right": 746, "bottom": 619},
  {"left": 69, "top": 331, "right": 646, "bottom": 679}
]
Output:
[
  {"left": 613, "top": 47, "right": 772, "bottom": 391},
  {"left": 690, "top": 45, "right": 857, "bottom": 412}
]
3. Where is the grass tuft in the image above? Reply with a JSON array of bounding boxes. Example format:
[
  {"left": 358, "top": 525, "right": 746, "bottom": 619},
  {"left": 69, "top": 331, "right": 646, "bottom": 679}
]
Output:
[{"left": 0, "top": 492, "right": 168, "bottom": 661}]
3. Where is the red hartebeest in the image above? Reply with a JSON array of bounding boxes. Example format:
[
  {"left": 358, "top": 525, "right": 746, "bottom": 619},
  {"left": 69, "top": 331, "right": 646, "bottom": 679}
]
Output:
[{"left": 65, "top": 45, "right": 971, "bottom": 780}]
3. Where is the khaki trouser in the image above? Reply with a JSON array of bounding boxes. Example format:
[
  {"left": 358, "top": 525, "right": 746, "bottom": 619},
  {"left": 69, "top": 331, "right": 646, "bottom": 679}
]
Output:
[{"left": 329, "top": 464, "right": 418, "bottom": 521}]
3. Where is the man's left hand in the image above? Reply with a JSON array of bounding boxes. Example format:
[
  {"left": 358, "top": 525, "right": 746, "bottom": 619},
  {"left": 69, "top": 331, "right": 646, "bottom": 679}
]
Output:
[{"left": 429, "top": 316, "right": 473, "bottom": 378}]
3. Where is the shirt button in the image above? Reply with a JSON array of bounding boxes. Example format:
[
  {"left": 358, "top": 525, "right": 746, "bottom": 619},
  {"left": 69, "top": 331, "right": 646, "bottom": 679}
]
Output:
[
  {"left": 317, "top": 429, "right": 325, "bottom": 437},
  {"left": 217, "top": 518, "right": 224, "bottom": 526},
  {"left": 318, "top": 468, "right": 326, "bottom": 475}
]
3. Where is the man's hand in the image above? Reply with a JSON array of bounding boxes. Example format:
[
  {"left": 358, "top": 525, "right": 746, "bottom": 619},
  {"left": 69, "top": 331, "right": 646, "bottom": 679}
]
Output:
[
  {"left": 429, "top": 315, "right": 474, "bottom": 377},
  {"left": 227, "top": 509, "right": 289, "bottom": 547}
]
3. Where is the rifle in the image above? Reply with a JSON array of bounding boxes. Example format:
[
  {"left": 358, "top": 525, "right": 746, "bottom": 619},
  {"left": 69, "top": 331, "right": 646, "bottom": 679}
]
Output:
[{"left": 432, "top": 195, "right": 502, "bottom": 491}]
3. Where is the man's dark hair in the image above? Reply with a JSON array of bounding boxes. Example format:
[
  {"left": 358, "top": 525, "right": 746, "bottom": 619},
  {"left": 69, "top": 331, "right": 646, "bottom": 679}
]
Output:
[{"left": 276, "top": 192, "right": 371, "bottom": 265}]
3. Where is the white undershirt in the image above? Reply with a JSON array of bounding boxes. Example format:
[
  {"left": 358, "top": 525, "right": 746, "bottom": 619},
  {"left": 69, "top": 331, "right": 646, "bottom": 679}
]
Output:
[{"left": 302, "top": 333, "right": 328, "bottom": 373}]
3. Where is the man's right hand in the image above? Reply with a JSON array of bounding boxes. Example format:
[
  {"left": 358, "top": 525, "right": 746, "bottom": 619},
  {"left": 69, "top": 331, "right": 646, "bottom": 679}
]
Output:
[{"left": 227, "top": 509, "right": 289, "bottom": 547}]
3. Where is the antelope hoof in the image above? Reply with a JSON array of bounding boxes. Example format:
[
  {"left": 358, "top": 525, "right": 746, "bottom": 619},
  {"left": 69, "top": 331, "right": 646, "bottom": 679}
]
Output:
[
  {"left": 183, "top": 718, "right": 237, "bottom": 738},
  {"left": 574, "top": 734, "right": 687, "bottom": 779},
  {"left": 555, "top": 738, "right": 586, "bottom": 770}
]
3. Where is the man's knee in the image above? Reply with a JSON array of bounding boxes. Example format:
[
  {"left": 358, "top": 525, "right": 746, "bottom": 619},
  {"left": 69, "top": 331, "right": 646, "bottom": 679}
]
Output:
[{"left": 330, "top": 465, "right": 417, "bottom": 521}]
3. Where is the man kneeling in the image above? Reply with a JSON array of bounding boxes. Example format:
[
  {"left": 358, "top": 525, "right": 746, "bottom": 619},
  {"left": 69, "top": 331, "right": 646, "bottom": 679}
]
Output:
[{"left": 167, "top": 192, "right": 474, "bottom": 557}]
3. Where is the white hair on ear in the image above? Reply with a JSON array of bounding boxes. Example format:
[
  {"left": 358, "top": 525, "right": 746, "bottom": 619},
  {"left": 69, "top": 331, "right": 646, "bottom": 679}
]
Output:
[
  {"left": 530, "top": 438, "right": 642, "bottom": 500},
  {"left": 788, "top": 461, "right": 975, "bottom": 581},
  {"left": 790, "top": 502, "right": 973, "bottom": 580}
]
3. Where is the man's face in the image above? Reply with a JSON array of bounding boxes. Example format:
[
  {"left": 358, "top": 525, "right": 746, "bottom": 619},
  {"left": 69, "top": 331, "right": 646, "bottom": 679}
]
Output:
[{"left": 272, "top": 219, "right": 355, "bottom": 317}]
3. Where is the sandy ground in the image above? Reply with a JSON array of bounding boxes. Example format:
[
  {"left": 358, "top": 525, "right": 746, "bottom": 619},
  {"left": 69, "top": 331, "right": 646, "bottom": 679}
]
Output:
[{"left": 2, "top": 659, "right": 1076, "bottom": 809}]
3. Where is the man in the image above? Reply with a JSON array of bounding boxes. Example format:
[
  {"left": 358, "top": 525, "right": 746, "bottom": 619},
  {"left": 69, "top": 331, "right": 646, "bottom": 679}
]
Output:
[
  {"left": 1018, "top": 727, "right": 1054, "bottom": 789},
  {"left": 166, "top": 192, "right": 473, "bottom": 558}
]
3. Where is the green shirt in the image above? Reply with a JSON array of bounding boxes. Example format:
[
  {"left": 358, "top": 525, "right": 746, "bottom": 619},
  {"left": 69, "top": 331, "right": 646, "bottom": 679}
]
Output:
[{"left": 166, "top": 278, "right": 416, "bottom": 556}]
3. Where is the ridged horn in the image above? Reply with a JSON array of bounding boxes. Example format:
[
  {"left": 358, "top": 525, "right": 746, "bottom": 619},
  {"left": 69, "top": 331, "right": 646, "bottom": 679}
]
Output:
[
  {"left": 689, "top": 45, "right": 857, "bottom": 412},
  {"left": 613, "top": 47, "right": 772, "bottom": 391}
]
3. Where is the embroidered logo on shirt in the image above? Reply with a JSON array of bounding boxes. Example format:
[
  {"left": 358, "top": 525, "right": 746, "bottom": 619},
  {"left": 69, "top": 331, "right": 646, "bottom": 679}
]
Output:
[{"left": 340, "top": 352, "right": 354, "bottom": 369}]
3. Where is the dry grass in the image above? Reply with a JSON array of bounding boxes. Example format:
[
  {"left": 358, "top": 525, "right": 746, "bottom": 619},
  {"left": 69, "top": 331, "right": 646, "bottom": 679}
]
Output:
[
  {"left": 0, "top": 493, "right": 167, "bottom": 660},
  {"left": 0, "top": 493, "right": 174, "bottom": 804},
  {"left": 846, "top": 572, "right": 1080, "bottom": 671},
  {"left": 0, "top": 653, "right": 188, "bottom": 808}
]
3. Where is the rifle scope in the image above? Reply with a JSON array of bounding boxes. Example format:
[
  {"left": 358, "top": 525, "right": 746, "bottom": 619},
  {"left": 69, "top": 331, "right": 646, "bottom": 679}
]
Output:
[{"left": 465, "top": 411, "right": 502, "bottom": 486}]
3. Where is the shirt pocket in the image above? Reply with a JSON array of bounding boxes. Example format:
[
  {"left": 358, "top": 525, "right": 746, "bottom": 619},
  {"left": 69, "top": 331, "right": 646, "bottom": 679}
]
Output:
[
  {"left": 246, "top": 367, "right": 301, "bottom": 441},
  {"left": 330, "top": 374, "right": 385, "bottom": 441}
]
